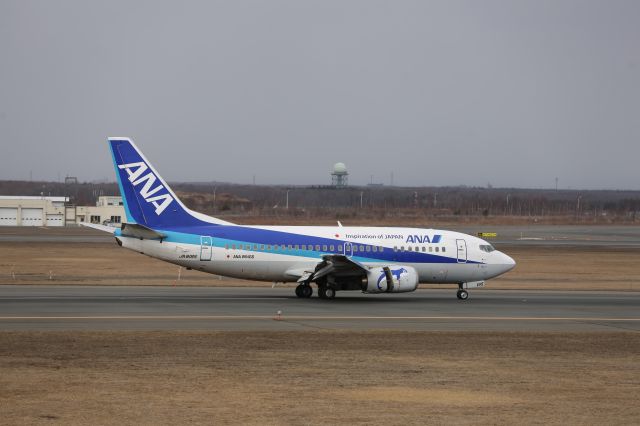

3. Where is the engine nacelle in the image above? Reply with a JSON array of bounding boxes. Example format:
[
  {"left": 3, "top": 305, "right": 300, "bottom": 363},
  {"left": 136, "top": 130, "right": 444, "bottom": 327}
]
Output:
[{"left": 363, "top": 265, "right": 419, "bottom": 293}]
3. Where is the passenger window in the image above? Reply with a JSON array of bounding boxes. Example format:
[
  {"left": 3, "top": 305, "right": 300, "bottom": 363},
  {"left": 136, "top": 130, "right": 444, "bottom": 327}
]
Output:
[
  {"left": 415, "top": 246, "right": 419, "bottom": 252},
  {"left": 394, "top": 246, "right": 398, "bottom": 252},
  {"left": 315, "top": 245, "right": 320, "bottom": 251},
  {"left": 231, "top": 244, "right": 236, "bottom": 250},
  {"left": 379, "top": 247, "right": 384, "bottom": 252},
  {"left": 442, "top": 247, "right": 446, "bottom": 253},
  {"left": 366, "top": 246, "right": 371, "bottom": 252},
  {"left": 338, "top": 245, "right": 343, "bottom": 251},
  {"left": 225, "top": 244, "right": 229, "bottom": 250},
  {"left": 330, "top": 245, "right": 335, "bottom": 252},
  {"left": 288, "top": 245, "right": 293, "bottom": 250},
  {"left": 372, "top": 246, "right": 377, "bottom": 252},
  {"left": 260, "top": 245, "right": 265, "bottom": 251},
  {"left": 408, "top": 246, "right": 412, "bottom": 252},
  {"left": 322, "top": 245, "right": 328, "bottom": 251},
  {"left": 421, "top": 247, "right": 426, "bottom": 252},
  {"left": 253, "top": 244, "right": 258, "bottom": 250},
  {"left": 435, "top": 247, "right": 439, "bottom": 252},
  {"left": 401, "top": 246, "right": 405, "bottom": 252},
  {"left": 294, "top": 245, "right": 299, "bottom": 250},
  {"left": 267, "top": 245, "right": 272, "bottom": 251},
  {"left": 429, "top": 247, "right": 433, "bottom": 253}
]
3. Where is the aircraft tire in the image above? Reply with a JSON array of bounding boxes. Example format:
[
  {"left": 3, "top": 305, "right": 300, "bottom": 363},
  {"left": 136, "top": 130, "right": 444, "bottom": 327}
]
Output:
[
  {"left": 301, "top": 285, "right": 313, "bottom": 298},
  {"left": 456, "top": 290, "right": 469, "bottom": 300},
  {"left": 324, "top": 287, "right": 336, "bottom": 299},
  {"left": 295, "top": 285, "right": 304, "bottom": 298},
  {"left": 318, "top": 286, "right": 327, "bottom": 299}
]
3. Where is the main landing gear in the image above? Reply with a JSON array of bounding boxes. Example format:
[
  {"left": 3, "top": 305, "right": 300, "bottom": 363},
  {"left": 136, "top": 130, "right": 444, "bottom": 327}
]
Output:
[
  {"left": 318, "top": 285, "right": 336, "bottom": 300},
  {"left": 295, "top": 283, "right": 336, "bottom": 299},
  {"left": 295, "top": 284, "right": 313, "bottom": 298},
  {"left": 456, "top": 283, "right": 469, "bottom": 301}
]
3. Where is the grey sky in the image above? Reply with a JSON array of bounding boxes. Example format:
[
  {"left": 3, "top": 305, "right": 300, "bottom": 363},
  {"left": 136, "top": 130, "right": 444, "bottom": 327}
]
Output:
[{"left": 1, "top": 1, "right": 639, "bottom": 189}]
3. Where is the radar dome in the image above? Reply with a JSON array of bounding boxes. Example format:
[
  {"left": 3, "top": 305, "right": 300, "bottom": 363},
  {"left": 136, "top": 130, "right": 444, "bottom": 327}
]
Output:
[{"left": 333, "top": 162, "right": 347, "bottom": 174}]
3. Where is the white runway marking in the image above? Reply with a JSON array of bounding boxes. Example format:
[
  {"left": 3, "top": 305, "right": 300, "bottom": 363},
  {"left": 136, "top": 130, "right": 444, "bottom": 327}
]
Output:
[{"left": 0, "top": 315, "right": 638, "bottom": 321}]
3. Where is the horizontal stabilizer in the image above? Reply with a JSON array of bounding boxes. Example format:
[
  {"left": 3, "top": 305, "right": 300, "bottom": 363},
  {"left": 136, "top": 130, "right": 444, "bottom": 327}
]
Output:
[
  {"left": 80, "top": 222, "right": 117, "bottom": 234},
  {"left": 120, "top": 223, "right": 166, "bottom": 240}
]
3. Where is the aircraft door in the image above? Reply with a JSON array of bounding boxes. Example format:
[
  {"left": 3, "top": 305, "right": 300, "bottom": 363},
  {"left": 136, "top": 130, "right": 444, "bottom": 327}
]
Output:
[
  {"left": 456, "top": 239, "right": 467, "bottom": 263},
  {"left": 200, "top": 236, "right": 213, "bottom": 261},
  {"left": 343, "top": 242, "right": 353, "bottom": 257}
]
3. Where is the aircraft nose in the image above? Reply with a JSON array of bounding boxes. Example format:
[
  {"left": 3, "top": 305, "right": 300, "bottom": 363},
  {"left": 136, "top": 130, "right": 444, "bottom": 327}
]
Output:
[{"left": 500, "top": 252, "right": 516, "bottom": 273}]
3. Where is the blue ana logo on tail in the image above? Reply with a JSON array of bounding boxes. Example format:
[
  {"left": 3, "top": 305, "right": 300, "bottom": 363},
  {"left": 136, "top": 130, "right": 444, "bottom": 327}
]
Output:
[
  {"left": 377, "top": 267, "right": 408, "bottom": 290},
  {"left": 118, "top": 162, "right": 174, "bottom": 215}
]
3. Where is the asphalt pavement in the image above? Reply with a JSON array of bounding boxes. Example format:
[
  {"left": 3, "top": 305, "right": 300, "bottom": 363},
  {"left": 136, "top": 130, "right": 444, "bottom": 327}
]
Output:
[{"left": 1, "top": 285, "right": 638, "bottom": 332}]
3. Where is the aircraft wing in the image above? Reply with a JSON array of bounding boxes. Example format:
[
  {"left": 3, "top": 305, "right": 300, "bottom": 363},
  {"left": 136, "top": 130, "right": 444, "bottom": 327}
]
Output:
[
  {"left": 310, "top": 254, "right": 368, "bottom": 281},
  {"left": 285, "top": 255, "right": 369, "bottom": 283}
]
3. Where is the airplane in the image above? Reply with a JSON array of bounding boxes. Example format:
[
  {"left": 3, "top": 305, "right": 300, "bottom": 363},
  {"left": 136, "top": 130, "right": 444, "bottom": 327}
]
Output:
[{"left": 87, "top": 137, "right": 516, "bottom": 300}]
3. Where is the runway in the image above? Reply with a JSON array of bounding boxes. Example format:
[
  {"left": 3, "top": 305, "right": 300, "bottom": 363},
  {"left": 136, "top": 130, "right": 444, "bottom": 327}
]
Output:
[{"left": 1, "top": 285, "right": 638, "bottom": 332}]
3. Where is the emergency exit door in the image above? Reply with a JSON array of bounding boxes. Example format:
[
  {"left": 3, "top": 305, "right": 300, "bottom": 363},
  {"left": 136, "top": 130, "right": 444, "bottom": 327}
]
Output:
[{"left": 200, "top": 236, "right": 212, "bottom": 261}]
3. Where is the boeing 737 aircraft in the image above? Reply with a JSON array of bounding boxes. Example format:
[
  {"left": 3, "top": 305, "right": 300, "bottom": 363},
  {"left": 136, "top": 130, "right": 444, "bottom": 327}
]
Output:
[{"left": 88, "top": 138, "right": 515, "bottom": 300}]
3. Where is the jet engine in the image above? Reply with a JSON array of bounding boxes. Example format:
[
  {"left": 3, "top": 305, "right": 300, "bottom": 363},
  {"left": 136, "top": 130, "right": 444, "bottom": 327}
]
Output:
[{"left": 362, "top": 265, "right": 419, "bottom": 293}]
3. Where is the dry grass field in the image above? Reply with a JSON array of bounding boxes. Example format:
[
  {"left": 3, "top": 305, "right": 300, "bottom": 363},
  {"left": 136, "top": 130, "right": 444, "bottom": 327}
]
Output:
[
  {"left": 1, "top": 231, "right": 638, "bottom": 424},
  {"left": 1, "top": 331, "right": 639, "bottom": 425},
  {"left": 0, "top": 241, "right": 638, "bottom": 291}
]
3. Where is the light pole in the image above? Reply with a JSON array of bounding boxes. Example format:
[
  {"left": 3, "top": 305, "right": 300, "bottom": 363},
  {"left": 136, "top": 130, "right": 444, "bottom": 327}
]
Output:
[{"left": 286, "top": 189, "right": 290, "bottom": 209}]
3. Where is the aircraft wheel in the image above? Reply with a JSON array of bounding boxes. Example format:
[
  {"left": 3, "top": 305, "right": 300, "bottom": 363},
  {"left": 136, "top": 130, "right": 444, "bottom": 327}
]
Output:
[
  {"left": 324, "top": 287, "right": 336, "bottom": 299},
  {"left": 456, "top": 289, "right": 469, "bottom": 300},
  {"left": 301, "top": 285, "right": 313, "bottom": 298},
  {"left": 318, "top": 286, "right": 327, "bottom": 299},
  {"left": 318, "top": 286, "right": 335, "bottom": 300},
  {"left": 295, "top": 285, "right": 304, "bottom": 298}
]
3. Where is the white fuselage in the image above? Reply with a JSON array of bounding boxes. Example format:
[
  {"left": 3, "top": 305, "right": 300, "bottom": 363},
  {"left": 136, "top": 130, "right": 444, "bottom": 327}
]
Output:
[{"left": 116, "top": 226, "right": 516, "bottom": 284}]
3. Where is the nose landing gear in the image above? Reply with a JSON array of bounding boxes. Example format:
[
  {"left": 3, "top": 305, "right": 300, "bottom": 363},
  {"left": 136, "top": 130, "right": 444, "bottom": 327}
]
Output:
[{"left": 456, "top": 289, "right": 469, "bottom": 300}]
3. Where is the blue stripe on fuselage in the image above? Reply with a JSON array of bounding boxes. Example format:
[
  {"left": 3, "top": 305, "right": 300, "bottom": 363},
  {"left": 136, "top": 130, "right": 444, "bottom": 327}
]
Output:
[{"left": 123, "top": 225, "right": 475, "bottom": 265}]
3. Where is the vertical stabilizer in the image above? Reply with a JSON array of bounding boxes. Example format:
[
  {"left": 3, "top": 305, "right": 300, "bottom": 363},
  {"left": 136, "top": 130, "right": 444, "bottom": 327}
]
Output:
[{"left": 108, "top": 137, "right": 232, "bottom": 228}]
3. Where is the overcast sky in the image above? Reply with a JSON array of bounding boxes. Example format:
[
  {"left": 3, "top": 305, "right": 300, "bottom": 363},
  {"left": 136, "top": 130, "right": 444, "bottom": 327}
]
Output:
[{"left": 1, "top": 1, "right": 638, "bottom": 189}]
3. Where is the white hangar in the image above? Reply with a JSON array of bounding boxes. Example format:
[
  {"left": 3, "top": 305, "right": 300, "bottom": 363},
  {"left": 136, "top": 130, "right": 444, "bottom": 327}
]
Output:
[{"left": 0, "top": 196, "right": 125, "bottom": 227}]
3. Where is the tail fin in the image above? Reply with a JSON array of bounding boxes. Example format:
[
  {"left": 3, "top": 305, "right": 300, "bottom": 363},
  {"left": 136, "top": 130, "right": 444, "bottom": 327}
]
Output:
[{"left": 108, "top": 137, "right": 232, "bottom": 228}]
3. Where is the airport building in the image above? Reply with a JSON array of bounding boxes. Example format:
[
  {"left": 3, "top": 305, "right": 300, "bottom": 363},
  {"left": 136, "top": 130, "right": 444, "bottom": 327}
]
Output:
[
  {"left": 74, "top": 196, "right": 125, "bottom": 225},
  {"left": 0, "top": 195, "right": 125, "bottom": 227}
]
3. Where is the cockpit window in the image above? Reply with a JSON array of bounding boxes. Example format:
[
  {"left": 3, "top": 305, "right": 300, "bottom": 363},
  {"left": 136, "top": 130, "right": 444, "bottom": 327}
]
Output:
[{"left": 479, "top": 244, "right": 495, "bottom": 253}]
